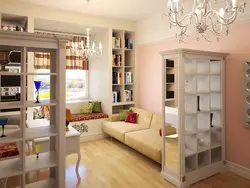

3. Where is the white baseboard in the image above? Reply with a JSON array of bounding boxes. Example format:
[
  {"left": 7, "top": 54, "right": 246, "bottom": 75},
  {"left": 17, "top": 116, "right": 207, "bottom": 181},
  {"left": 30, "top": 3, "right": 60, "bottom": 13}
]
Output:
[
  {"left": 226, "top": 161, "right": 250, "bottom": 180},
  {"left": 80, "top": 133, "right": 107, "bottom": 142}
]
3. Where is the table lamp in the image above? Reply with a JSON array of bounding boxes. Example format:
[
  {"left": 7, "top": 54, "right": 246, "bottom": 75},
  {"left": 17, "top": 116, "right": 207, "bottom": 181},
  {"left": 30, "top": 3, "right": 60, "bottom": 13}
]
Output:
[
  {"left": 0, "top": 118, "right": 8, "bottom": 137},
  {"left": 35, "top": 143, "right": 40, "bottom": 160},
  {"left": 66, "top": 108, "right": 72, "bottom": 132},
  {"left": 34, "top": 81, "right": 42, "bottom": 103}
]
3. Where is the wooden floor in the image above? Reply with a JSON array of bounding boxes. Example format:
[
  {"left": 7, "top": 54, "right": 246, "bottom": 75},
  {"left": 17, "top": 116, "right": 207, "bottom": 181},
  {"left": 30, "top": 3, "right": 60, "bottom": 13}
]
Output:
[{"left": 3, "top": 138, "right": 250, "bottom": 188}]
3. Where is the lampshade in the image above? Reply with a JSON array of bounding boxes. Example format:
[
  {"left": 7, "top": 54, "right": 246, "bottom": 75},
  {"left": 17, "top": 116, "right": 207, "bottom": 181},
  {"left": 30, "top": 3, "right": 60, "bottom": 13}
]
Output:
[
  {"left": 34, "top": 81, "right": 42, "bottom": 90},
  {"left": 0, "top": 118, "right": 8, "bottom": 126},
  {"left": 66, "top": 108, "right": 72, "bottom": 120}
]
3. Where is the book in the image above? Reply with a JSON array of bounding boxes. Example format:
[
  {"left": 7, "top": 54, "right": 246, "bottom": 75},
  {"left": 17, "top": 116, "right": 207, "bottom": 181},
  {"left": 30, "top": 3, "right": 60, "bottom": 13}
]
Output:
[
  {"left": 116, "top": 37, "right": 121, "bottom": 48},
  {"left": 124, "top": 90, "right": 133, "bottom": 102}
]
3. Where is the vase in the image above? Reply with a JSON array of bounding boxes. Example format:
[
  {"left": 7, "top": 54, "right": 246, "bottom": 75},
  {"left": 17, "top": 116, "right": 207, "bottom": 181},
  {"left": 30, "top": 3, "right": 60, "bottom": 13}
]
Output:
[
  {"left": 0, "top": 118, "right": 8, "bottom": 137},
  {"left": 34, "top": 81, "right": 42, "bottom": 103},
  {"left": 197, "top": 95, "right": 200, "bottom": 111},
  {"left": 66, "top": 119, "right": 70, "bottom": 132}
]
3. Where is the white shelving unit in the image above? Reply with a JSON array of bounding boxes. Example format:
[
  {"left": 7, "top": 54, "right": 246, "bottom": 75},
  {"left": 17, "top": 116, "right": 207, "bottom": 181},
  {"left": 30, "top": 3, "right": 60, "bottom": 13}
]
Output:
[
  {"left": 111, "top": 29, "right": 136, "bottom": 114},
  {"left": 0, "top": 30, "right": 69, "bottom": 187},
  {"left": 161, "top": 49, "right": 227, "bottom": 188}
]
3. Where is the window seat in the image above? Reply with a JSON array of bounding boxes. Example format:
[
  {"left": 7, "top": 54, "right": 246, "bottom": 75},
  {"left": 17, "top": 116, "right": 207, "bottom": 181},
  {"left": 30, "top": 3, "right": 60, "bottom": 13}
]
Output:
[
  {"left": 0, "top": 143, "right": 19, "bottom": 159},
  {"left": 69, "top": 113, "right": 109, "bottom": 122}
]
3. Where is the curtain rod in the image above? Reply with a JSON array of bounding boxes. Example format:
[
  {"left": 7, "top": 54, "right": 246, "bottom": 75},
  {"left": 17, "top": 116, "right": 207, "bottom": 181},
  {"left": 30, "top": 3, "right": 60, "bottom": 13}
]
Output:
[{"left": 35, "top": 29, "right": 87, "bottom": 38}]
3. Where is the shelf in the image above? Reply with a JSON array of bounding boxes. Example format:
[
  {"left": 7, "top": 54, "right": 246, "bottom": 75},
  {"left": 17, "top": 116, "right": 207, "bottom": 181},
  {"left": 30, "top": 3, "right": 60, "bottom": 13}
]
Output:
[
  {"left": 25, "top": 99, "right": 57, "bottom": 107},
  {"left": 185, "top": 130, "right": 196, "bottom": 136},
  {"left": 166, "top": 67, "right": 174, "bottom": 70},
  {"left": 125, "top": 66, "right": 135, "bottom": 68},
  {"left": 0, "top": 72, "right": 23, "bottom": 76},
  {"left": 112, "top": 101, "right": 135, "bottom": 106},
  {"left": 198, "top": 145, "right": 210, "bottom": 153},
  {"left": 166, "top": 82, "right": 175, "bottom": 84},
  {"left": 112, "top": 66, "right": 124, "bottom": 68},
  {"left": 165, "top": 98, "right": 175, "bottom": 102},
  {"left": 0, "top": 101, "right": 23, "bottom": 109},
  {"left": 211, "top": 141, "right": 221, "bottom": 149},
  {"left": 125, "top": 48, "right": 134, "bottom": 51},
  {"left": 25, "top": 151, "right": 57, "bottom": 172},
  {"left": 185, "top": 155, "right": 197, "bottom": 173},
  {"left": 26, "top": 73, "right": 57, "bottom": 76},
  {"left": 0, "top": 129, "right": 22, "bottom": 144},
  {"left": 0, "top": 157, "right": 22, "bottom": 179},
  {"left": 24, "top": 178, "right": 56, "bottom": 188},
  {"left": 112, "top": 84, "right": 123, "bottom": 86},
  {"left": 112, "top": 48, "right": 124, "bottom": 50},
  {"left": 25, "top": 126, "right": 57, "bottom": 140},
  {"left": 0, "top": 111, "right": 20, "bottom": 116},
  {"left": 197, "top": 128, "right": 210, "bottom": 133},
  {"left": 125, "top": 83, "right": 134, "bottom": 85},
  {"left": 185, "top": 148, "right": 196, "bottom": 157}
]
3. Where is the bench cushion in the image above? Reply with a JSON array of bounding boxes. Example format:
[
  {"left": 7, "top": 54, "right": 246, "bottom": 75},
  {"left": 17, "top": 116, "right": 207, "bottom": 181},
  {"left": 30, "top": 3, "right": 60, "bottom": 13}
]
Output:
[
  {"left": 70, "top": 113, "right": 109, "bottom": 122},
  {"left": 0, "top": 143, "right": 19, "bottom": 158}
]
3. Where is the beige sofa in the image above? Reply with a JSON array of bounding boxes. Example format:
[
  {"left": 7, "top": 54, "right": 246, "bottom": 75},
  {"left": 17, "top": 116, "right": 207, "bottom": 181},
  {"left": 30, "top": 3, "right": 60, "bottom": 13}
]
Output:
[{"left": 102, "top": 107, "right": 176, "bottom": 163}]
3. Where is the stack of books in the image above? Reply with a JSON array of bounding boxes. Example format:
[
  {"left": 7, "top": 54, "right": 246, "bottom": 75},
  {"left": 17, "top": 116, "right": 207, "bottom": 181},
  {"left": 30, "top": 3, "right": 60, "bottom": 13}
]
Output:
[
  {"left": 124, "top": 90, "right": 133, "bottom": 102},
  {"left": 112, "top": 91, "right": 121, "bottom": 103},
  {"left": 112, "top": 72, "right": 123, "bottom": 84},
  {"left": 112, "top": 54, "right": 122, "bottom": 66},
  {"left": 113, "top": 37, "right": 121, "bottom": 49},
  {"left": 125, "top": 38, "right": 133, "bottom": 49},
  {"left": 125, "top": 72, "right": 133, "bottom": 84}
]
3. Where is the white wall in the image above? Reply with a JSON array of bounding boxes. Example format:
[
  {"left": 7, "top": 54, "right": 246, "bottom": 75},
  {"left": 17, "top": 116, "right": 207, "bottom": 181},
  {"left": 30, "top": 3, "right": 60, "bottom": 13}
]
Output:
[
  {"left": 0, "top": 0, "right": 136, "bottom": 31},
  {"left": 89, "top": 28, "right": 112, "bottom": 115}
]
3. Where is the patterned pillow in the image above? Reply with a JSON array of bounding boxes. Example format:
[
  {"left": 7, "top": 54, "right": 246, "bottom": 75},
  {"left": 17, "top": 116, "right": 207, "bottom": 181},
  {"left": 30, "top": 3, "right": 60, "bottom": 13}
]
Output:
[
  {"left": 125, "top": 112, "right": 137, "bottom": 123},
  {"left": 80, "top": 103, "right": 94, "bottom": 114},
  {"left": 89, "top": 101, "right": 102, "bottom": 113}
]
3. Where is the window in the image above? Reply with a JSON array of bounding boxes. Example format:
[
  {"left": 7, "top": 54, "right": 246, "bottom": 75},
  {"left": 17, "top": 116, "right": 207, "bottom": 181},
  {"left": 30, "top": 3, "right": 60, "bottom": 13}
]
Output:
[{"left": 34, "top": 69, "right": 88, "bottom": 100}]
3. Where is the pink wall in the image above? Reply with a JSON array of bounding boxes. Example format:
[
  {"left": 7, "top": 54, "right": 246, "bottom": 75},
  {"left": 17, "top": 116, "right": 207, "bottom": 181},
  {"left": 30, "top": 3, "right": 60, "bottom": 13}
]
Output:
[{"left": 137, "top": 22, "right": 250, "bottom": 169}]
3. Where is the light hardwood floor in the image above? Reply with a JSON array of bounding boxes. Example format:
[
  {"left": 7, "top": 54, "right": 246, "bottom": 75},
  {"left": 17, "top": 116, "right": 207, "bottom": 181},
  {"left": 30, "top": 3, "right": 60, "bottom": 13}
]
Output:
[{"left": 3, "top": 138, "right": 250, "bottom": 188}]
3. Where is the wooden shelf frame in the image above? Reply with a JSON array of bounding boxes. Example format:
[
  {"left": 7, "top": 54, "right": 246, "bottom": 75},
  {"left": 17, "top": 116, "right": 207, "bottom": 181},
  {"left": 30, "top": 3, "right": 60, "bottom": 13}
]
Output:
[
  {"left": 0, "top": 30, "right": 70, "bottom": 188},
  {"left": 161, "top": 49, "right": 228, "bottom": 187}
]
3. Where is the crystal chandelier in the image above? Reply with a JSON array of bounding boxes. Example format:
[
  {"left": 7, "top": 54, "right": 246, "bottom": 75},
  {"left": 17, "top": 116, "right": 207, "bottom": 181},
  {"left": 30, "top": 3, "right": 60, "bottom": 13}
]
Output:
[
  {"left": 163, "top": 0, "right": 246, "bottom": 42},
  {"left": 71, "top": 28, "right": 103, "bottom": 58}
]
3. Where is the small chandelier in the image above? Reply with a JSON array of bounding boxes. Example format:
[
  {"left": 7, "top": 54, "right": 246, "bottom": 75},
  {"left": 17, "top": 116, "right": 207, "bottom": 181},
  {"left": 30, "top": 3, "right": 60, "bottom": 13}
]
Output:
[
  {"left": 163, "top": 0, "right": 246, "bottom": 42},
  {"left": 71, "top": 28, "right": 103, "bottom": 57}
]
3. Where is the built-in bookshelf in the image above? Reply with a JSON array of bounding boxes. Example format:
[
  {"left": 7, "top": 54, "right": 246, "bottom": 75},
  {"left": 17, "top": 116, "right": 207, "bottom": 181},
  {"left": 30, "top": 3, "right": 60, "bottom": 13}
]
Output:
[
  {"left": 0, "top": 30, "right": 69, "bottom": 187},
  {"left": 111, "top": 29, "right": 135, "bottom": 114},
  {"left": 161, "top": 49, "right": 227, "bottom": 187}
]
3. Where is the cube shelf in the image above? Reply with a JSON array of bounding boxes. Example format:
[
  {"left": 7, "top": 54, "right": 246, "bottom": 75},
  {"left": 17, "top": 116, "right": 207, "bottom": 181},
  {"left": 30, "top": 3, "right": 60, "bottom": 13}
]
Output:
[
  {"left": 198, "top": 151, "right": 210, "bottom": 168},
  {"left": 162, "top": 49, "right": 226, "bottom": 187},
  {"left": 211, "top": 147, "right": 222, "bottom": 163},
  {"left": 185, "top": 155, "right": 197, "bottom": 173}
]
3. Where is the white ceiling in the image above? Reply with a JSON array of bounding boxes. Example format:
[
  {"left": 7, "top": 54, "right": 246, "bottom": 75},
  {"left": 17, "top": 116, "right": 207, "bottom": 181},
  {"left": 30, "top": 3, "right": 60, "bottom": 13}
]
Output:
[{"left": 19, "top": 0, "right": 165, "bottom": 21}]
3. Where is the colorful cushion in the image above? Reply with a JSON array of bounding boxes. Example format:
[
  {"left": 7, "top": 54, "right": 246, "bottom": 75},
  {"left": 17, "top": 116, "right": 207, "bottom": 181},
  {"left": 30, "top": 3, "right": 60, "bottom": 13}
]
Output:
[
  {"left": 125, "top": 112, "right": 137, "bottom": 123},
  {"left": 80, "top": 103, "right": 94, "bottom": 114},
  {"left": 89, "top": 101, "right": 102, "bottom": 113},
  {"left": 119, "top": 109, "right": 131, "bottom": 121},
  {"left": 69, "top": 113, "right": 109, "bottom": 122},
  {"left": 0, "top": 143, "right": 19, "bottom": 158}
]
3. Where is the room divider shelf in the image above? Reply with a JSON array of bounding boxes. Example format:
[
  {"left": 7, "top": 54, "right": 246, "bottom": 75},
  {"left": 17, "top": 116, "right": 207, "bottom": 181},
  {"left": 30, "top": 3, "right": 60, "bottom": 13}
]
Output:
[
  {"left": 25, "top": 179, "right": 56, "bottom": 188},
  {"left": 162, "top": 49, "right": 227, "bottom": 187},
  {"left": 0, "top": 30, "right": 68, "bottom": 187}
]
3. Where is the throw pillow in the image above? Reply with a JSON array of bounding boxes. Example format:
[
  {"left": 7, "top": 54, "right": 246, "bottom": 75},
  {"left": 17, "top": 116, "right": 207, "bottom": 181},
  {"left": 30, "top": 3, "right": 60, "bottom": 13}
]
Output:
[
  {"left": 80, "top": 103, "right": 94, "bottom": 114},
  {"left": 125, "top": 112, "right": 137, "bottom": 123},
  {"left": 119, "top": 109, "right": 131, "bottom": 121},
  {"left": 89, "top": 101, "right": 102, "bottom": 113}
]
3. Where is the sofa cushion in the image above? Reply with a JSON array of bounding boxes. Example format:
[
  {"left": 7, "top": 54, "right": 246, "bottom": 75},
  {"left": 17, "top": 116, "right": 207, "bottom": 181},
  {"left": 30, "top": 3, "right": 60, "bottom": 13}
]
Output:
[
  {"left": 130, "top": 107, "right": 153, "bottom": 127},
  {"left": 125, "top": 112, "right": 137, "bottom": 123},
  {"left": 125, "top": 129, "right": 162, "bottom": 163},
  {"left": 102, "top": 121, "right": 149, "bottom": 143},
  {"left": 150, "top": 114, "right": 162, "bottom": 131}
]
